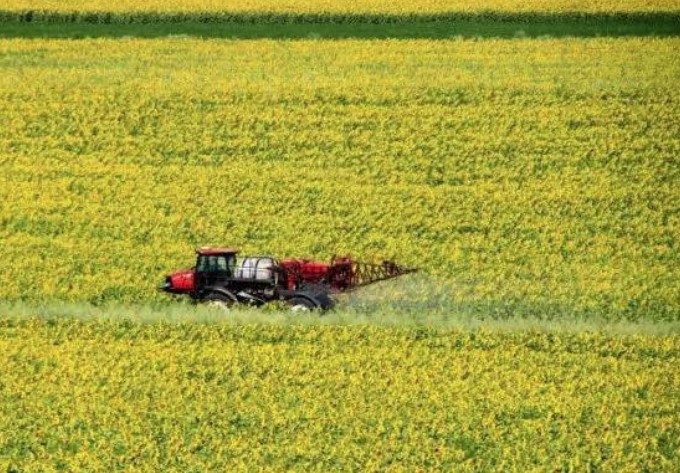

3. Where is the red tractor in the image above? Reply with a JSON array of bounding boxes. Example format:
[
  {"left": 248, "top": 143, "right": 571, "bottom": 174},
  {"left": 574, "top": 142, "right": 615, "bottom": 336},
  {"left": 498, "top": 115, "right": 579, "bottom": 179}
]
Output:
[{"left": 161, "top": 247, "right": 416, "bottom": 311}]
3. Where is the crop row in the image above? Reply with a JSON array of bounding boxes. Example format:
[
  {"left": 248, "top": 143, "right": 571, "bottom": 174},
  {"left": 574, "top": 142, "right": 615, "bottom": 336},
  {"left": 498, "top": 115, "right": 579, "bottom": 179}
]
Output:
[
  {"left": 3, "top": 11, "right": 680, "bottom": 25},
  {"left": 0, "top": 37, "right": 678, "bottom": 319}
]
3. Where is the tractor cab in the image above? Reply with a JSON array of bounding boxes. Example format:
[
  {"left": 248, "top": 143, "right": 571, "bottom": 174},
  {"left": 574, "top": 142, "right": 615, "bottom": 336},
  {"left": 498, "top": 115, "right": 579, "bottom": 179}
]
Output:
[
  {"left": 194, "top": 247, "right": 239, "bottom": 291},
  {"left": 196, "top": 248, "right": 237, "bottom": 275}
]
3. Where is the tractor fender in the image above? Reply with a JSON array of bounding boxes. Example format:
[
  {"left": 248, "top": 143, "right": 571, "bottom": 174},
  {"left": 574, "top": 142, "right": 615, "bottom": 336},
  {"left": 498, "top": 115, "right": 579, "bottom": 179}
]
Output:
[{"left": 202, "top": 287, "right": 238, "bottom": 303}]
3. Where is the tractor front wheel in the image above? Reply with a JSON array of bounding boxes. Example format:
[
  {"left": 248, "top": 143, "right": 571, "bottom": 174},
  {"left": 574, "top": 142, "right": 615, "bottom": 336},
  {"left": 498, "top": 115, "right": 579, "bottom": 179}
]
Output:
[{"left": 204, "top": 292, "right": 236, "bottom": 311}]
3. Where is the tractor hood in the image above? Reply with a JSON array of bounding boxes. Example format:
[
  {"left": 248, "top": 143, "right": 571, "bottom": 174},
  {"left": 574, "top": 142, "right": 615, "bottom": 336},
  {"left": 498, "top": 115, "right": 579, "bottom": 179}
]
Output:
[{"left": 161, "top": 268, "right": 195, "bottom": 294}]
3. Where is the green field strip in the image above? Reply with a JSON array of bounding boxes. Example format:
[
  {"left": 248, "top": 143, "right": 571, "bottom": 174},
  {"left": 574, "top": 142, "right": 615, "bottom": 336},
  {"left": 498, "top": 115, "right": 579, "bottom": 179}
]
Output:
[
  {"left": 0, "top": 11, "right": 678, "bottom": 39},
  {"left": 3, "top": 301, "right": 680, "bottom": 334}
]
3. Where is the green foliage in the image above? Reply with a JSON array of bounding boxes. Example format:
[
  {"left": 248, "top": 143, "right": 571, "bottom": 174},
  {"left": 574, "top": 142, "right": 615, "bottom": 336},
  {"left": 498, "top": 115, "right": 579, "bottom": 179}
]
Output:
[{"left": 2, "top": 18, "right": 679, "bottom": 40}]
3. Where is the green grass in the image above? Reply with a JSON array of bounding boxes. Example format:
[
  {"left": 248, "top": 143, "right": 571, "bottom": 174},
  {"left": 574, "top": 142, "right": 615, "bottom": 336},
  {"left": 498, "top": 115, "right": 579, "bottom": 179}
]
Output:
[
  {"left": 3, "top": 277, "right": 680, "bottom": 336},
  {"left": 3, "top": 268, "right": 678, "bottom": 328},
  {"left": 0, "top": 11, "right": 678, "bottom": 39}
]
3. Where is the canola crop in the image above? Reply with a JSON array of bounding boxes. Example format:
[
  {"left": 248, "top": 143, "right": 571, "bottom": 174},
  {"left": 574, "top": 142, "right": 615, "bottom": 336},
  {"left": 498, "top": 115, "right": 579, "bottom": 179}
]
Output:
[
  {"left": 2, "top": 0, "right": 679, "bottom": 15},
  {"left": 0, "top": 37, "right": 678, "bottom": 319},
  {"left": 0, "top": 318, "right": 678, "bottom": 471}
]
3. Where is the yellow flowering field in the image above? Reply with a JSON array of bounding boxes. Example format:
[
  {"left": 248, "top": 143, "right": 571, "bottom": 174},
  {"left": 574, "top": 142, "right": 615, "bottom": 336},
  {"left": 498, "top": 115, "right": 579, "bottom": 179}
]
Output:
[
  {"left": 0, "top": 317, "right": 677, "bottom": 471},
  {"left": 2, "top": 0, "right": 679, "bottom": 15},
  {"left": 0, "top": 37, "right": 678, "bottom": 319},
  {"left": 1, "top": 4, "right": 678, "bottom": 472}
]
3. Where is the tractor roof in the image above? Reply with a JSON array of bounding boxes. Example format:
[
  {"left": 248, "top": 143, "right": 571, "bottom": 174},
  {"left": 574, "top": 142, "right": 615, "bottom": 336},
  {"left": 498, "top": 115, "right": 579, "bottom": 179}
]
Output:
[{"left": 196, "top": 247, "right": 239, "bottom": 256}]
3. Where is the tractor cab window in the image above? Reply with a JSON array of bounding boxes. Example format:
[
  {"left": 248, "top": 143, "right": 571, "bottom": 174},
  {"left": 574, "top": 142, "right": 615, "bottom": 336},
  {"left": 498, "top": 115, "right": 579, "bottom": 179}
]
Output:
[{"left": 196, "top": 254, "right": 234, "bottom": 274}]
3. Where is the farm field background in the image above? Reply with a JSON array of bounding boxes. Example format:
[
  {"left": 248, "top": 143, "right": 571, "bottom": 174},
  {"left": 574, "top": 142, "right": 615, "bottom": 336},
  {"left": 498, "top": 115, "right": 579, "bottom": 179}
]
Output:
[
  {"left": 1, "top": 317, "right": 679, "bottom": 471},
  {"left": 1, "top": 36, "right": 678, "bottom": 320},
  {"left": 1, "top": 5, "right": 679, "bottom": 471}
]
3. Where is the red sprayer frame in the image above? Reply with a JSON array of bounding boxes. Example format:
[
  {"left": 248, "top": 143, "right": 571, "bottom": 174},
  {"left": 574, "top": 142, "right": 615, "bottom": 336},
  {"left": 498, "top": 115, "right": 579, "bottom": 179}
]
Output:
[{"left": 280, "top": 256, "right": 417, "bottom": 293}]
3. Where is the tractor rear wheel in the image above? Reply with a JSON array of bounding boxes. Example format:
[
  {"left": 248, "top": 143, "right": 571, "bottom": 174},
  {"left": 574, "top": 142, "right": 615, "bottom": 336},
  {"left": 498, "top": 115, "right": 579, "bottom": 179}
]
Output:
[
  {"left": 287, "top": 297, "right": 316, "bottom": 312},
  {"left": 204, "top": 292, "right": 236, "bottom": 311}
]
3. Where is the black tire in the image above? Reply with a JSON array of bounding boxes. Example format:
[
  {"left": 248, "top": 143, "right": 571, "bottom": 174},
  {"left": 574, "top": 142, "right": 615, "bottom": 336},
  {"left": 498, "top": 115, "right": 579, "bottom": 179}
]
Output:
[
  {"left": 287, "top": 297, "right": 317, "bottom": 312},
  {"left": 204, "top": 292, "right": 236, "bottom": 311}
]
